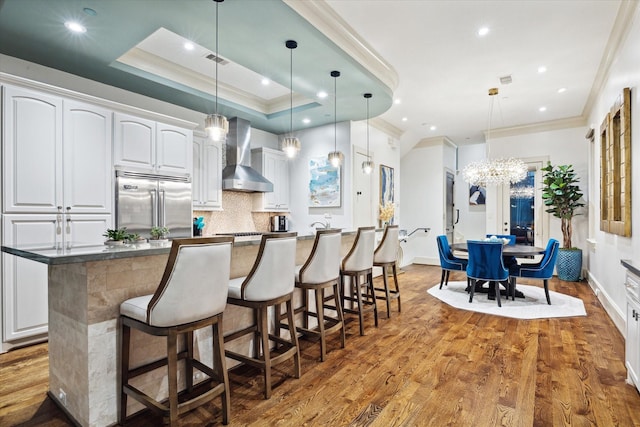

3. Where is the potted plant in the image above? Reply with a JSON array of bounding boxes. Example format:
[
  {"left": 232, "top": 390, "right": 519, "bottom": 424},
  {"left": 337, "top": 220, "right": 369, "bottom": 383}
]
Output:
[
  {"left": 541, "top": 162, "right": 585, "bottom": 281},
  {"left": 103, "top": 227, "right": 132, "bottom": 246},
  {"left": 149, "top": 226, "right": 170, "bottom": 243}
]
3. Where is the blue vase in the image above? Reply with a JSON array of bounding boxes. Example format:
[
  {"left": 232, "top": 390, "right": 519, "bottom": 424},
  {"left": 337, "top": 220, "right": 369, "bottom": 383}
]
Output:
[{"left": 556, "top": 248, "right": 582, "bottom": 281}]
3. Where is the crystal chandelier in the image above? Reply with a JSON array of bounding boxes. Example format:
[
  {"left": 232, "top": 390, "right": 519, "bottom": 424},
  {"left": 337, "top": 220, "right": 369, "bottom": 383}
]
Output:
[
  {"left": 281, "top": 40, "right": 300, "bottom": 158},
  {"left": 462, "top": 88, "right": 527, "bottom": 186},
  {"left": 205, "top": 0, "right": 229, "bottom": 142}
]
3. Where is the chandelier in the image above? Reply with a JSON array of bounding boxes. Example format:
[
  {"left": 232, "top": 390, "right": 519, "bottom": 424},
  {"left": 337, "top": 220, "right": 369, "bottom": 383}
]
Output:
[
  {"left": 510, "top": 185, "right": 535, "bottom": 199},
  {"left": 204, "top": 0, "right": 229, "bottom": 142},
  {"left": 462, "top": 88, "right": 527, "bottom": 186}
]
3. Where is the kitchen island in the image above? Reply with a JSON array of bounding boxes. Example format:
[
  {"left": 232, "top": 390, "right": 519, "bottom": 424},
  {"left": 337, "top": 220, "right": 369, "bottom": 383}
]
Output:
[{"left": 1, "top": 231, "right": 358, "bottom": 427}]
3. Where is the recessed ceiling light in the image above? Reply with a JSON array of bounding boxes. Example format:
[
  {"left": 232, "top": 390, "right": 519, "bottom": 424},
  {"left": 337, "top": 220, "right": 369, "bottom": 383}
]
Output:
[
  {"left": 539, "top": 106, "right": 547, "bottom": 112},
  {"left": 402, "top": 117, "right": 408, "bottom": 122},
  {"left": 430, "top": 125, "right": 437, "bottom": 131},
  {"left": 394, "top": 99, "right": 401, "bottom": 105},
  {"left": 261, "top": 78, "right": 270, "bottom": 86},
  {"left": 64, "top": 21, "right": 86, "bottom": 33},
  {"left": 538, "top": 66, "right": 547, "bottom": 73},
  {"left": 317, "top": 91, "right": 328, "bottom": 99},
  {"left": 478, "top": 27, "right": 490, "bottom": 36},
  {"left": 558, "top": 87, "right": 567, "bottom": 93},
  {"left": 302, "top": 118, "right": 310, "bottom": 124},
  {"left": 83, "top": 8, "right": 97, "bottom": 16},
  {"left": 183, "top": 42, "right": 195, "bottom": 51}
]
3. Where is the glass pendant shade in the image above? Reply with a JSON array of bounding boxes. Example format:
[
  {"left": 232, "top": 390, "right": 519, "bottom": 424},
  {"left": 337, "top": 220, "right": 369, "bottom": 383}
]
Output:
[
  {"left": 327, "top": 70, "right": 343, "bottom": 167},
  {"left": 362, "top": 159, "right": 374, "bottom": 174},
  {"left": 205, "top": 113, "right": 229, "bottom": 142},
  {"left": 282, "top": 136, "right": 300, "bottom": 158}
]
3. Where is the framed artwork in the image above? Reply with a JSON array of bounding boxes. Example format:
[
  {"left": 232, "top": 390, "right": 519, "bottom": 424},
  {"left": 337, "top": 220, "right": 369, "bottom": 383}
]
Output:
[
  {"left": 309, "top": 156, "right": 341, "bottom": 207},
  {"left": 469, "top": 184, "right": 486, "bottom": 205},
  {"left": 380, "top": 164, "right": 394, "bottom": 205}
]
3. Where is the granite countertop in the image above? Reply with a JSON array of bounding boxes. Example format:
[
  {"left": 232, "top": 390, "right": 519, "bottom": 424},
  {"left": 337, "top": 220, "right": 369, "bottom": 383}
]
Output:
[
  {"left": 621, "top": 259, "right": 640, "bottom": 277},
  {"left": 1, "top": 229, "right": 360, "bottom": 265}
]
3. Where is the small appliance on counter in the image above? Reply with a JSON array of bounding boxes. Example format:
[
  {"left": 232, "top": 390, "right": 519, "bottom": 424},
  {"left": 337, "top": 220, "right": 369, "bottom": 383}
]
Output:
[{"left": 271, "top": 215, "right": 289, "bottom": 232}]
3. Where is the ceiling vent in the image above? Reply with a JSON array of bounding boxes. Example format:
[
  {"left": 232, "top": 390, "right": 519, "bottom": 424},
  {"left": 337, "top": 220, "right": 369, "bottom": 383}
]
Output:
[
  {"left": 205, "top": 53, "right": 229, "bottom": 65},
  {"left": 500, "top": 75, "right": 513, "bottom": 85}
]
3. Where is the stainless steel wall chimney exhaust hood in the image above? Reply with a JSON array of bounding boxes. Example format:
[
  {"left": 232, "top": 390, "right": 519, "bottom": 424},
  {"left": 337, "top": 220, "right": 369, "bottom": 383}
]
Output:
[{"left": 221, "top": 117, "right": 273, "bottom": 192}]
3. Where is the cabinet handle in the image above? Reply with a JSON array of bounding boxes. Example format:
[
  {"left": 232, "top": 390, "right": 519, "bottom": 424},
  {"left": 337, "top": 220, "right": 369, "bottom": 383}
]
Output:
[
  {"left": 57, "top": 206, "right": 63, "bottom": 211},
  {"left": 66, "top": 206, "right": 71, "bottom": 211}
]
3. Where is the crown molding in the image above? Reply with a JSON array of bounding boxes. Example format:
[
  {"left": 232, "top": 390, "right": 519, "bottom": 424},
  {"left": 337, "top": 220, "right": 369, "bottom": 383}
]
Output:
[
  {"left": 370, "top": 117, "right": 403, "bottom": 140},
  {"left": 582, "top": 0, "right": 639, "bottom": 119},
  {"left": 284, "top": 0, "right": 399, "bottom": 92},
  {"left": 415, "top": 136, "right": 456, "bottom": 149},
  {"left": 486, "top": 116, "right": 587, "bottom": 139}
]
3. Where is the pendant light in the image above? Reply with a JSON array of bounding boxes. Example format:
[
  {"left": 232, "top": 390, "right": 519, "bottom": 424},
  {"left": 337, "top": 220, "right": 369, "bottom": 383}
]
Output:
[
  {"left": 281, "top": 40, "right": 300, "bottom": 158},
  {"left": 327, "top": 70, "right": 343, "bottom": 168},
  {"left": 205, "top": 0, "right": 229, "bottom": 141},
  {"left": 362, "top": 93, "right": 374, "bottom": 174}
]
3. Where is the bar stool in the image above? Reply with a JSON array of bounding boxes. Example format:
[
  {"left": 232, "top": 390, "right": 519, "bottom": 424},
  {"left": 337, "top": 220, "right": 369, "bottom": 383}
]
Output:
[
  {"left": 119, "top": 237, "right": 233, "bottom": 426},
  {"left": 286, "top": 228, "right": 344, "bottom": 362},
  {"left": 224, "top": 232, "right": 300, "bottom": 399},
  {"left": 340, "top": 226, "right": 377, "bottom": 336},
  {"left": 373, "top": 225, "right": 401, "bottom": 317}
]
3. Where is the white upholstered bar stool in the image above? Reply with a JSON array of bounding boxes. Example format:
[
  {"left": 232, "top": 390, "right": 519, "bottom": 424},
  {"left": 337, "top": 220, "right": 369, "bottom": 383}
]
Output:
[
  {"left": 373, "top": 225, "right": 401, "bottom": 317},
  {"left": 119, "top": 237, "right": 233, "bottom": 426},
  {"left": 224, "top": 232, "right": 300, "bottom": 399},
  {"left": 287, "top": 228, "right": 344, "bottom": 362},
  {"left": 340, "top": 226, "right": 377, "bottom": 336}
]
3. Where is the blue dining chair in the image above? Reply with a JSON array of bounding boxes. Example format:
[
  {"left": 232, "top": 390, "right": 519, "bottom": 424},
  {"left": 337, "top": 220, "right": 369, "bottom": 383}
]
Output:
[
  {"left": 467, "top": 240, "right": 509, "bottom": 307},
  {"left": 436, "top": 235, "right": 468, "bottom": 289},
  {"left": 508, "top": 239, "right": 560, "bottom": 304},
  {"left": 486, "top": 234, "right": 518, "bottom": 269}
]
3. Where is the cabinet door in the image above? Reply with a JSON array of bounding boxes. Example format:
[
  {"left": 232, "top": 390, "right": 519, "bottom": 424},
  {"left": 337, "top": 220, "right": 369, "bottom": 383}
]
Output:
[
  {"left": 65, "top": 214, "right": 112, "bottom": 248},
  {"left": 113, "top": 113, "right": 155, "bottom": 171},
  {"left": 263, "top": 149, "right": 289, "bottom": 210},
  {"left": 626, "top": 300, "right": 640, "bottom": 390},
  {"left": 2, "top": 215, "right": 58, "bottom": 341},
  {"left": 192, "top": 137, "right": 203, "bottom": 206},
  {"left": 156, "top": 123, "right": 192, "bottom": 175},
  {"left": 193, "top": 137, "right": 222, "bottom": 210},
  {"left": 3, "top": 85, "right": 63, "bottom": 213},
  {"left": 64, "top": 100, "right": 113, "bottom": 214}
]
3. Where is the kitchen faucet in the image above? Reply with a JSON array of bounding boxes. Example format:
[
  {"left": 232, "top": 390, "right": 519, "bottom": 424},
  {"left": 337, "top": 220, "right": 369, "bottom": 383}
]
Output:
[{"left": 310, "top": 220, "right": 330, "bottom": 229}]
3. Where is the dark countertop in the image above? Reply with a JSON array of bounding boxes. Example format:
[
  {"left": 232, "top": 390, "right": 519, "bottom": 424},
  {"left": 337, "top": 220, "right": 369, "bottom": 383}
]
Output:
[
  {"left": 621, "top": 259, "right": 640, "bottom": 277},
  {"left": 1, "top": 229, "right": 359, "bottom": 265}
]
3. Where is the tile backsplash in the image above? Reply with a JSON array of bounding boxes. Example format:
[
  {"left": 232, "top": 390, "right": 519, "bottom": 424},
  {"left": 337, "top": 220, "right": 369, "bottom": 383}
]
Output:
[{"left": 194, "top": 192, "right": 271, "bottom": 235}]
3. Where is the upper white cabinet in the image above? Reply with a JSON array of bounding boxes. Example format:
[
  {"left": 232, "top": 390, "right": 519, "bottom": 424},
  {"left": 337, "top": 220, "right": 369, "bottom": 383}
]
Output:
[
  {"left": 114, "top": 112, "right": 192, "bottom": 176},
  {"left": 2, "top": 86, "right": 112, "bottom": 214},
  {"left": 2, "top": 85, "right": 63, "bottom": 213},
  {"left": 251, "top": 147, "right": 289, "bottom": 212},
  {"left": 192, "top": 136, "right": 222, "bottom": 210}
]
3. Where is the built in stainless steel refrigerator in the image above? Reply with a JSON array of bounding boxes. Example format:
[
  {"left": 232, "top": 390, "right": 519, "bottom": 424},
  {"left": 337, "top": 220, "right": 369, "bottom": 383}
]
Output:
[{"left": 115, "top": 170, "right": 192, "bottom": 239}]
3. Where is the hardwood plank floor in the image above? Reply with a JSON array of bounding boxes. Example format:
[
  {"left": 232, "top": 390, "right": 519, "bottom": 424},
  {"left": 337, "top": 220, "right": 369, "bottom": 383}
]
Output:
[{"left": 1, "top": 265, "right": 639, "bottom": 426}]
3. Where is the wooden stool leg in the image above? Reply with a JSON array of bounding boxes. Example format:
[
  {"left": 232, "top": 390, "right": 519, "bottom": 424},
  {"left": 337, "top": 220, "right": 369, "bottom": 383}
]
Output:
[
  {"left": 392, "top": 264, "right": 401, "bottom": 312},
  {"left": 259, "top": 306, "right": 271, "bottom": 399},
  {"left": 333, "top": 282, "right": 346, "bottom": 348},
  {"left": 382, "top": 266, "right": 391, "bottom": 316},
  {"left": 167, "top": 330, "right": 179, "bottom": 426},
  {"left": 354, "top": 274, "right": 365, "bottom": 336},
  {"left": 212, "top": 321, "right": 230, "bottom": 425},
  {"left": 369, "top": 271, "right": 378, "bottom": 327},
  {"left": 119, "top": 320, "right": 131, "bottom": 425},
  {"left": 314, "top": 287, "right": 327, "bottom": 362},
  {"left": 303, "top": 288, "right": 310, "bottom": 330},
  {"left": 185, "top": 331, "right": 194, "bottom": 393},
  {"left": 286, "top": 298, "right": 301, "bottom": 378}
]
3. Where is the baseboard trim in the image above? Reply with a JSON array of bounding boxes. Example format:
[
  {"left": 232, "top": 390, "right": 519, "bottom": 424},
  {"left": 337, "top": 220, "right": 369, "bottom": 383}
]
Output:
[{"left": 586, "top": 270, "right": 625, "bottom": 337}]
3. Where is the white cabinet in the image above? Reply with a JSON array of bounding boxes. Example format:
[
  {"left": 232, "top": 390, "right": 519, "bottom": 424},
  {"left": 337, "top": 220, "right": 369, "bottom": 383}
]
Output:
[
  {"left": 2, "top": 86, "right": 112, "bottom": 214},
  {"left": 2, "top": 85, "right": 63, "bottom": 213},
  {"left": 625, "top": 270, "right": 640, "bottom": 392},
  {"left": 192, "top": 136, "right": 222, "bottom": 210},
  {"left": 114, "top": 113, "right": 192, "bottom": 175},
  {"left": 251, "top": 147, "right": 289, "bottom": 212},
  {"left": 2, "top": 214, "right": 111, "bottom": 342}
]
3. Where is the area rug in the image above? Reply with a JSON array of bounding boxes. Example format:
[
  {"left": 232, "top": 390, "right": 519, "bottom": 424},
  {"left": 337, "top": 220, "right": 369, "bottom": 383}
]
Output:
[{"left": 427, "top": 281, "right": 586, "bottom": 319}]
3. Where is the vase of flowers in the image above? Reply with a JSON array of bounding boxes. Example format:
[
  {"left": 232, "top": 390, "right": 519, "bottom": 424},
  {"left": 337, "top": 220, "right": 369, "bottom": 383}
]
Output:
[{"left": 379, "top": 201, "right": 395, "bottom": 227}]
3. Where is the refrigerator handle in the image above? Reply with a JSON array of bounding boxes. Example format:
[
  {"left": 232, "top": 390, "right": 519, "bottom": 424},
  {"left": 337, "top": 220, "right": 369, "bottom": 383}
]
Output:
[
  {"left": 159, "top": 190, "right": 166, "bottom": 228},
  {"left": 150, "top": 189, "right": 158, "bottom": 227}
]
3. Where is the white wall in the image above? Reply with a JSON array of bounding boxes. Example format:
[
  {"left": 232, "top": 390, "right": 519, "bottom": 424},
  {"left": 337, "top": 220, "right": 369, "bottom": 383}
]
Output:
[
  {"left": 585, "top": 2, "right": 640, "bottom": 331},
  {"left": 456, "top": 144, "right": 488, "bottom": 241}
]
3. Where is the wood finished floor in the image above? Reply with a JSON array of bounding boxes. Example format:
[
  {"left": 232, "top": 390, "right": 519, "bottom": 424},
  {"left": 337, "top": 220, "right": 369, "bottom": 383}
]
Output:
[{"left": 1, "top": 264, "right": 639, "bottom": 426}]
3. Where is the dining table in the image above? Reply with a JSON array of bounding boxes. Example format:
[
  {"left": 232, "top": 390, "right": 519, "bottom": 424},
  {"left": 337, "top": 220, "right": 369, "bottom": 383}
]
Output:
[{"left": 450, "top": 242, "right": 546, "bottom": 298}]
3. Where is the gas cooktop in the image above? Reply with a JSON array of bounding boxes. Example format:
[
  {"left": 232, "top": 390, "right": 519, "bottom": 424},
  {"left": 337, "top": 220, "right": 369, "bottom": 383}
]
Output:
[{"left": 218, "top": 232, "right": 264, "bottom": 237}]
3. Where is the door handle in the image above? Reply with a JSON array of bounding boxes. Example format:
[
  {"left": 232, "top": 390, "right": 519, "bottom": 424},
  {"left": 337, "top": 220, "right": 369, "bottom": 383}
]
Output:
[
  {"left": 455, "top": 209, "right": 460, "bottom": 225},
  {"left": 150, "top": 190, "right": 158, "bottom": 227},
  {"left": 159, "top": 190, "right": 166, "bottom": 228}
]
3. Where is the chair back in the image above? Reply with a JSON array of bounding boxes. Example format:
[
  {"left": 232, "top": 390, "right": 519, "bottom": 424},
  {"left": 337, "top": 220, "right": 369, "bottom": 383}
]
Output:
[
  {"left": 527, "top": 238, "right": 560, "bottom": 278},
  {"left": 466, "top": 240, "right": 509, "bottom": 281},
  {"left": 486, "top": 234, "right": 516, "bottom": 245},
  {"left": 436, "top": 235, "right": 467, "bottom": 270},
  {"left": 147, "top": 237, "right": 233, "bottom": 327},
  {"left": 240, "top": 232, "right": 298, "bottom": 301},
  {"left": 342, "top": 226, "right": 375, "bottom": 272},
  {"left": 374, "top": 225, "right": 399, "bottom": 264},
  {"left": 298, "top": 229, "right": 342, "bottom": 284}
]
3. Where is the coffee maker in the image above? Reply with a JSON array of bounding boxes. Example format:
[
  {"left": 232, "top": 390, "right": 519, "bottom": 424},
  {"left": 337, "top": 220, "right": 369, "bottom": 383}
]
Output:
[{"left": 271, "top": 215, "right": 289, "bottom": 232}]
